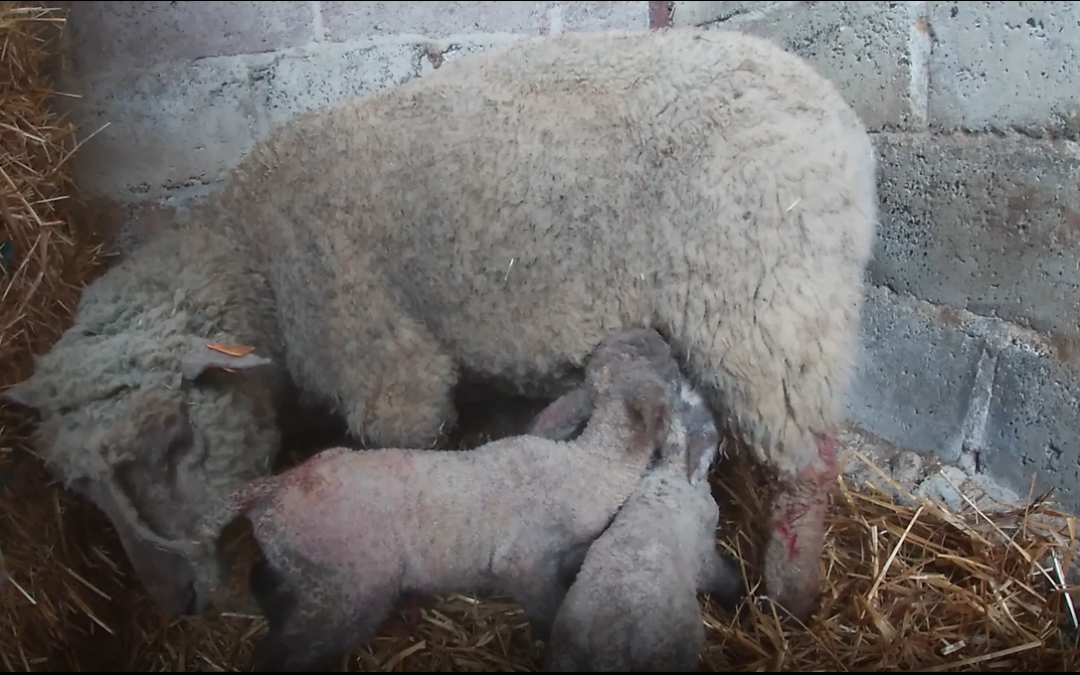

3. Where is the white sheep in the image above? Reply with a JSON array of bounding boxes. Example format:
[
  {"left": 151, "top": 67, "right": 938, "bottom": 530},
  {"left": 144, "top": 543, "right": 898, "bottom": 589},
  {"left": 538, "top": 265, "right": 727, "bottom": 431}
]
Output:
[
  {"left": 188, "top": 330, "right": 679, "bottom": 671},
  {"left": 3, "top": 27, "right": 877, "bottom": 621}
]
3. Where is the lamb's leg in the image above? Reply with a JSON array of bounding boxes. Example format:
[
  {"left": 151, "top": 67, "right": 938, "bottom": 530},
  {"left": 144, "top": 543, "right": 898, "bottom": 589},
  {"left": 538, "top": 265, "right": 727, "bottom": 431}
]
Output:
[
  {"left": 698, "top": 548, "right": 745, "bottom": 612},
  {"left": 249, "top": 562, "right": 338, "bottom": 672},
  {"left": 763, "top": 433, "right": 838, "bottom": 623},
  {"left": 509, "top": 571, "right": 572, "bottom": 643},
  {"left": 405, "top": 592, "right": 422, "bottom": 636},
  {"left": 251, "top": 569, "right": 395, "bottom": 672}
]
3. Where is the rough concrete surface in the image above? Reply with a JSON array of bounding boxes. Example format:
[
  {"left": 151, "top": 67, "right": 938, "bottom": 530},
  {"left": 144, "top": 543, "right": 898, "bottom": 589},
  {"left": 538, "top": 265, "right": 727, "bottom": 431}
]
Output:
[
  {"left": 984, "top": 345, "right": 1080, "bottom": 509},
  {"left": 845, "top": 285, "right": 986, "bottom": 464},
  {"left": 68, "top": 58, "right": 262, "bottom": 199},
  {"left": 65, "top": 2, "right": 317, "bottom": 75},
  {"left": 929, "top": 1, "right": 1080, "bottom": 140},
  {"left": 254, "top": 42, "right": 423, "bottom": 130},
  {"left": 850, "top": 283, "right": 1080, "bottom": 514},
  {"left": 321, "top": 1, "right": 649, "bottom": 41},
  {"left": 702, "top": 1, "right": 925, "bottom": 131},
  {"left": 872, "top": 132, "right": 1080, "bottom": 342},
  {"left": 837, "top": 425, "right": 1020, "bottom": 513}
]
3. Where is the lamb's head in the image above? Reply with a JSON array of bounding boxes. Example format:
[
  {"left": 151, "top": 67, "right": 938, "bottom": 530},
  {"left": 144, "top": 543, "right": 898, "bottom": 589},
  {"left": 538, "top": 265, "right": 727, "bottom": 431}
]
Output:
[
  {"left": 528, "top": 328, "right": 679, "bottom": 440},
  {"left": 2, "top": 327, "right": 283, "bottom": 616},
  {"left": 603, "top": 362, "right": 674, "bottom": 458},
  {"left": 528, "top": 329, "right": 719, "bottom": 481},
  {"left": 666, "top": 379, "right": 722, "bottom": 485}
]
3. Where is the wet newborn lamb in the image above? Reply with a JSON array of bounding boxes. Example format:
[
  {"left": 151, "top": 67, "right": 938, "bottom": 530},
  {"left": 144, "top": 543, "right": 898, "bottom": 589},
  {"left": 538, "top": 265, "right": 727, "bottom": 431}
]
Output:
[
  {"left": 189, "top": 329, "right": 680, "bottom": 672},
  {"left": 532, "top": 365, "right": 744, "bottom": 671}
]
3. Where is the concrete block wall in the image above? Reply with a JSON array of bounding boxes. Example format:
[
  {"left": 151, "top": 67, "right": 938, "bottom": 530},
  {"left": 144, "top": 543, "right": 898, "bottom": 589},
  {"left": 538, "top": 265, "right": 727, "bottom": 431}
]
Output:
[{"left": 55, "top": 2, "right": 1080, "bottom": 510}]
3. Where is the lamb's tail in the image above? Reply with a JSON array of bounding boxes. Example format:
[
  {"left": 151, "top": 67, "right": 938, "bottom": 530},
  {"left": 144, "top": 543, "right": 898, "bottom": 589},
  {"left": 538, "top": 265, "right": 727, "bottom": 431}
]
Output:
[{"left": 190, "top": 475, "right": 280, "bottom": 606}]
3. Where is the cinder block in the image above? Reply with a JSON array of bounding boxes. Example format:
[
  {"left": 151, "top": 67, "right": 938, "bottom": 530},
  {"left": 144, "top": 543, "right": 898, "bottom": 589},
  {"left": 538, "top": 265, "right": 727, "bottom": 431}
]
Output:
[
  {"left": 71, "top": 59, "right": 261, "bottom": 201},
  {"left": 844, "top": 286, "right": 987, "bottom": 463},
  {"left": 85, "top": 193, "right": 211, "bottom": 257},
  {"left": 703, "top": 1, "right": 921, "bottom": 131},
  {"left": 321, "top": 1, "right": 648, "bottom": 42},
  {"left": 254, "top": 43, "right": 422, "bottom": 131},
  {"left": 982, "top": 343, "right": 1080, "bottom": 513},
  {"left": 872, "top": 133, "right": 1080, "bottom": 341},
  {"left": 67, "top": 1, "right": 315, "bottom": 74},
  {"left": 557, "top": 1, "right": 651, "bottom": 31},
  {"left": 418, "top": 36, "right": 525, "bottom": 76},
  {"left": 929, "top": 1, "right": 1080, "bottom": 140},
  {"left": 670, "top": 1, "right": 789, "bottom": 27}
]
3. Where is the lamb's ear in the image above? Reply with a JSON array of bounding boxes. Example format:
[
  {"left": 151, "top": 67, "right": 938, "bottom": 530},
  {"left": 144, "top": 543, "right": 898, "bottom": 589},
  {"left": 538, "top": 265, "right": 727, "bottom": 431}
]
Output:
[
  {"left": 687, "top": 435, "right": 720, "bottom": 485},
  {"left": 1, "top": 379, "right": 40, "bottom": 409},
  {"left": 527, "top": 387, "right": 595, "bottom": 441},
  {"left": 625, "top": 378, "right": 672, "bottom": 452},
  {"left": 180, "top": 340, "right": 274, "bottom": 382},
  {"left": 672, "top": 380, "right": 720, "bottom": 484}
]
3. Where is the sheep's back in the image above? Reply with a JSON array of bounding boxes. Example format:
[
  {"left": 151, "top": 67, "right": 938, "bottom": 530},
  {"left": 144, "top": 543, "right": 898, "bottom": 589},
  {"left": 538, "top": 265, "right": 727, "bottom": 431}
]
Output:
[{"left": 224, "top": 28, "right": 876, "bottom": 395}]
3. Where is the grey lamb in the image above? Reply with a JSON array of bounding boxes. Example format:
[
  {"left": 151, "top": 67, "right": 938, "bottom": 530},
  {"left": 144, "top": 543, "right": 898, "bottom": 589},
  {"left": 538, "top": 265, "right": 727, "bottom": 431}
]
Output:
[
  {"left": 539, "top": 380, "right": 743, "bottom": 672},
  {"left": 2, "top": 27, "right": 877, "bottom": 622},
  {"left": 187, "top": 329, "right": 680, "bottom": 672}
]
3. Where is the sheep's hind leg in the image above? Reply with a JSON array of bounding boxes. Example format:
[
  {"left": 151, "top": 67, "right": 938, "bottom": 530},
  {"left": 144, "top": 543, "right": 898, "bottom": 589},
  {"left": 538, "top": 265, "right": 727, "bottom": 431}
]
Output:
[
  {"left": 654, "top": 307, "right": 844, "bottom": 624},
  {"left": 763, "top": 433, "right": 839, "bottom": 623}
]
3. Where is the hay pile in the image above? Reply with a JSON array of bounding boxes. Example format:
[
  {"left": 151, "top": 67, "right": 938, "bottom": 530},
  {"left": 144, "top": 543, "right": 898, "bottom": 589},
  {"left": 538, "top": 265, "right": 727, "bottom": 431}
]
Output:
[
  {"left": 1, "top": 2, "right": 1079, "bottom": 671},
  {"left": 0, "top": 0, "right": 111, "bottom": 669}
]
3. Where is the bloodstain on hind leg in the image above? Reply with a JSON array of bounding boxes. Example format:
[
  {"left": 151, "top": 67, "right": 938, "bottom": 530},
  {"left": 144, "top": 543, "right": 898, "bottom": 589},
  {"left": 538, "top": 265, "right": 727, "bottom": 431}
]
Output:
[{"left": 764, "top": 431, "right": 841, "bottom": 623}]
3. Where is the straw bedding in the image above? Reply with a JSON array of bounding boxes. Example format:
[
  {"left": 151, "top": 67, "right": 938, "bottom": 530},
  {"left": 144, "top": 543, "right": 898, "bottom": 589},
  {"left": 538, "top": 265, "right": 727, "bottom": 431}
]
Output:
[{"left": 2, "top": 2, "right": 1079, "bottom": 671}]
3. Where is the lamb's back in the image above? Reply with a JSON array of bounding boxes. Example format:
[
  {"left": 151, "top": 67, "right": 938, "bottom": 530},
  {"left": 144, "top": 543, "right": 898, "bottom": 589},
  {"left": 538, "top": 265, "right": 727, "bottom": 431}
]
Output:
[{"left": 258, "top": 439, "right": 597, "bottom": 584}]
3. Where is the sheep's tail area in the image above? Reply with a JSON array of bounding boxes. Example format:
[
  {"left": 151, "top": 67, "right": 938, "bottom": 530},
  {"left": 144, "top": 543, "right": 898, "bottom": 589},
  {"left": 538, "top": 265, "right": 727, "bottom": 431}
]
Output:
[{"left": 190, "top": 475, "right": 280, "bottom": 607}]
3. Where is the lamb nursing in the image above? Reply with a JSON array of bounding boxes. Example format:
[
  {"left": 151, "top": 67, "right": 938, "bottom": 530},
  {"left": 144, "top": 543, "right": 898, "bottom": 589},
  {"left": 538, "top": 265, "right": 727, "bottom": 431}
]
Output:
[
  {"left": 188, "top": 330, "right": 693, "bottom": 671},
  {"left": 534, "top": 356, "right": 744, "bottom": 672}
]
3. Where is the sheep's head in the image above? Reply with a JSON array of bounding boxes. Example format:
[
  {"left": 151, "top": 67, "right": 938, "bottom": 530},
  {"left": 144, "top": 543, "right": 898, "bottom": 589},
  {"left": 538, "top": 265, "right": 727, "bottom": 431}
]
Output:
[{"left": 2, "top": 331, "right": 283, "bottom": 616}]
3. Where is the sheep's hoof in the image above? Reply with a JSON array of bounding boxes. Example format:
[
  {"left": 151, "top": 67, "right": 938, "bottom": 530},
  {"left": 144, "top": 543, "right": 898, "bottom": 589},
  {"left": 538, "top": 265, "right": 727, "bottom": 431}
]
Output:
[{"left": 759, "top": 591, "right": 820, "bottom": 627}]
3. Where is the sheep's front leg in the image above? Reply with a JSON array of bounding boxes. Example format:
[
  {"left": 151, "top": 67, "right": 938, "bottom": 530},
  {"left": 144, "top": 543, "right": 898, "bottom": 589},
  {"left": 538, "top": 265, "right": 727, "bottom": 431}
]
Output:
[
  {"left": 763, "top": 433, "right": 838, "bottom": 623},
  {"left": 338, "top": 314, "right": 459, "bottom": 450},
  {"left": 337, "top": 318, "right": 458, "bottom": 638}
]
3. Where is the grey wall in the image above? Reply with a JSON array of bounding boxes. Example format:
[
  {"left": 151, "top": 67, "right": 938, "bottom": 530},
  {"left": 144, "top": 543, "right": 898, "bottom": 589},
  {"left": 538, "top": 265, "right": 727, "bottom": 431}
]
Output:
[{"left": 55, "top": 2, "right": 1080, "bottom": 510}]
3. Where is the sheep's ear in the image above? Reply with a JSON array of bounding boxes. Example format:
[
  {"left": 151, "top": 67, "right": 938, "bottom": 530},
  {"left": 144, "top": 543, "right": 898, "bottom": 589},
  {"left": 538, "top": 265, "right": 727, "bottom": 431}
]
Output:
[
  {"left": 527, "top": 387, "right": 595, "bottom": 441},
  {"left": 180, "top": 340, "right": 274, "bottom": 381},
  {"left": 1, "top": 379, "right": 39, "bottom": 410},
  {"left": 140, "top": 400, "right": 196, "bottom": 484}
]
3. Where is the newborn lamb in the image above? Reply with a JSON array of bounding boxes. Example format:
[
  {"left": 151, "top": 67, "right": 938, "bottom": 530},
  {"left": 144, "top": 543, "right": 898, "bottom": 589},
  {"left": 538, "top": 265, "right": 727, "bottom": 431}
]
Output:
[
  {"left": 534, "top": 367, "right": 743, "bottom": 671},
  {"left": 190, "top": 329, "right": 680, "bottom": 671}
]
